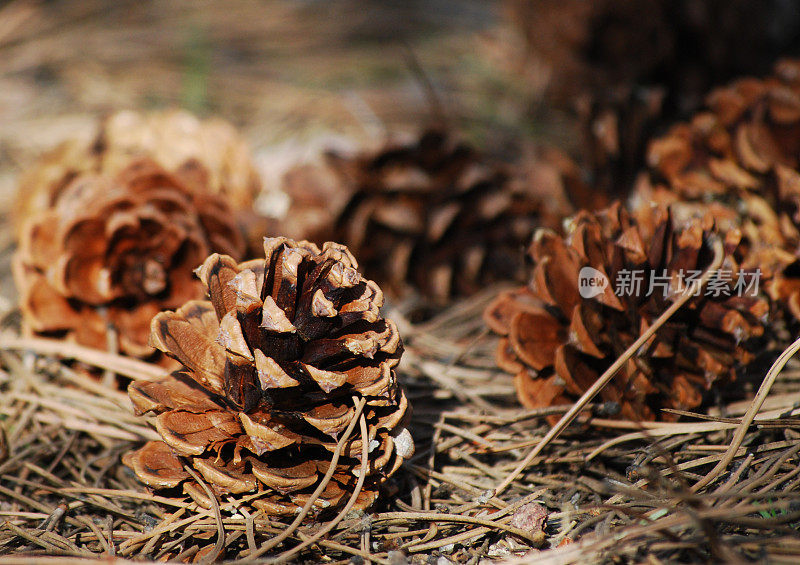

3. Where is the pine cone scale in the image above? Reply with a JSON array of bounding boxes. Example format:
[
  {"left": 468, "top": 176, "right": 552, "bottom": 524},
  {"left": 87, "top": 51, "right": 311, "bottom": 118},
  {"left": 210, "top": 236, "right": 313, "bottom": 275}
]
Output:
[
  {"left": 122, "top": 441, "right": 189, "bottom": 489},
  {"left": 129, "top": 375, "right": 223, "bottom": 415},
  {"left": 509, "top": 310, "right": 565, "bottom": 371},
  {"left": 154, "top": 410, "right": 240, "bottom": 457},
  {"left": 248, "top": 458, "right": 317, "bottom": 492},
  {"left": 13, "top": 269, "right": 78, "bottom": 333},
  {"left": 149, "top": 305, "right": 227, "bottom": 393},
  {"left": 193, "top": 458, "right": 257, "bottom": 494}
]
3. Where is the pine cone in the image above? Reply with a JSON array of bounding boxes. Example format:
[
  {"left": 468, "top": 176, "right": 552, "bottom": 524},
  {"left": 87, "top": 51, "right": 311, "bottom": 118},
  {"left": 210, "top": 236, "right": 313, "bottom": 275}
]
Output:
[
  {"left": 14, "top": 109, "right": 261, "bottom": 238},
  {"left": 300, "top": 129, "right": 576, "bottom": 303},
  {"left": 502, "top": 1, "right": 800, "bottom": 201},
  {"left": 645, "top": 59, "right": 800, "bottom": 203},
  {"left": 123, "top": 238, "right": 413, "bottom": 516},
  {"left": 13, "top": 159, "right": 245, "bottom": 358},
  {"left": 639, "top": 59, "right": 800, "bottom": 318},
  {"left": 484, "top": 202, "right": 768, "bottom": 420}
]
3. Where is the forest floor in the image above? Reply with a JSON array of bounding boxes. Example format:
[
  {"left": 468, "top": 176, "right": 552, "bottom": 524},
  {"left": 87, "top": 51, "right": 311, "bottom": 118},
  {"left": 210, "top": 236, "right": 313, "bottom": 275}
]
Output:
[{"left": 1, "top": 2, "right": 799, "bottom": 563}]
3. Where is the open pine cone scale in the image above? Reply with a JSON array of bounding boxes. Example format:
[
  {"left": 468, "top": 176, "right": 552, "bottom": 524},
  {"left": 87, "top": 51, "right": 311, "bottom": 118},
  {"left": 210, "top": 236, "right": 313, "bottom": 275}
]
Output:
[{"left": 124, "top": 238, "right": 412, "bottom": 515}]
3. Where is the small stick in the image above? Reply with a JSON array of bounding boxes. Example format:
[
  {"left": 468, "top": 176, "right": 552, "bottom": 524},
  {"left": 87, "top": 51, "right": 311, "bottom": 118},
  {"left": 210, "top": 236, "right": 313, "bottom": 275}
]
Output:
[
  {"left": 183, "top": 466, "right": 225, "bottom": 564},
  {"left": 360, "top": 528, "right": 371, "bottom": 565},
  {"left": 399, "top": 39, "right": 447, "bottom": 127},
  {"left": 106, "top": 515, "right": 115, "bottom": 556},
  {"left": 101, "top": 307, "right": 118, "bottom": 389},
  {"left": 238, "top": 506, "right": 258, "bottom": 555},
  {"left": 38, "top": 503, "right": 67, "bottom": 532},
  {"left": 405, "top": 525, "right": 490, "bottom": 553},
  {"left": 371, "top": 511, "right": 539, "bottom": 544}
]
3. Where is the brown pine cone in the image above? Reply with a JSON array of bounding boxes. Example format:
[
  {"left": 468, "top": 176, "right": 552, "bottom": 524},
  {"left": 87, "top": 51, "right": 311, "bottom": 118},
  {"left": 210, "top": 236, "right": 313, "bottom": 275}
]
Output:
[
  {"left": 295, "top": 129, "right": 576, "bottom": 304},
  {"left": 502, "top": 1, "right": 800, "bottom": 198},
  {"left": 13, "top": 109, "right": 261, "bottom": 238},
  {"left": 639, "top": 58, "right": 800, "bottom": 318},
  {"left": 123, "top": 238, "right": 413, "bottom": 516},
  {"left": 484, "top": 202, "right": 768, "bottom": 420},
  {"left": 13, "top": 159, "right": 246, "bottom": 359},
  {"left": 645, "top": 59, "right": 800, "bottom": 205}
]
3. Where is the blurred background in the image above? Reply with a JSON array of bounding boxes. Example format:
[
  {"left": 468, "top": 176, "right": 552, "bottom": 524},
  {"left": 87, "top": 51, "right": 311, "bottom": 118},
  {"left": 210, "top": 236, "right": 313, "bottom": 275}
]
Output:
[
  {"left": 3, "top": 0, "right": 800, "bottom": 302},
  {"left": 0, "top": 0, "right": 519, "bottom": 199}
]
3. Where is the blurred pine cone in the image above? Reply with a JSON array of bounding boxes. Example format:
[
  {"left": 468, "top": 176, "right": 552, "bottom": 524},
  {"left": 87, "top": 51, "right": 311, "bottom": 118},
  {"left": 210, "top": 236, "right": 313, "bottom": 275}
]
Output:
[
  {"left": 13, "top": 109, "right": 261, "bottom": 238},
  {"left": 283, "top": 130, "right": 577, "bottom": 304},
  {"left": 484, "top": 203, "right": 768, "bottom": 420},
  {"left": 502, "top": 0, "right": 800, "bottom": 198},
  {"left": 13, "top": 159, "right": 245, "bottom": 358},
  {"left": 638, "top": 59, "right": 800, "bottom": 318},
  {"left": 124, "top": 238, "right": 412, "bottom": 516}
]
